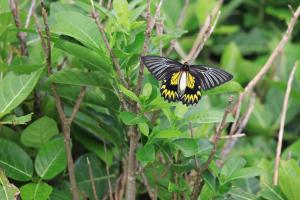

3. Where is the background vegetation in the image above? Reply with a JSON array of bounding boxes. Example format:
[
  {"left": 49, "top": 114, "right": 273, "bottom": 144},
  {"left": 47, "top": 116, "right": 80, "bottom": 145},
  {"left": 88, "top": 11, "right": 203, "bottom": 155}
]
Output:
[{"left": 0, "top": 0, "right": 300, "bottom": 199}]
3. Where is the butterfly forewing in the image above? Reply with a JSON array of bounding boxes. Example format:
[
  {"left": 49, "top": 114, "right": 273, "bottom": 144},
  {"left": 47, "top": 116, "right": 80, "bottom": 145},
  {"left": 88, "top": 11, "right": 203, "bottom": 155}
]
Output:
[
  {"left": 141, "top": 56, "right": 182, "bottom": 80},
  {"left": 190, "top": 65, "right": 233, "bottom": 90}
]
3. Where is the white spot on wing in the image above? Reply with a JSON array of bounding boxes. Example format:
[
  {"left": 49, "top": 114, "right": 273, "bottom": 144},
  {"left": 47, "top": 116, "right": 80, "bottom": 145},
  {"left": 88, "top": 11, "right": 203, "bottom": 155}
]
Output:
[{"left": 179, "top": 72, "right": 187, "bottom": 94}]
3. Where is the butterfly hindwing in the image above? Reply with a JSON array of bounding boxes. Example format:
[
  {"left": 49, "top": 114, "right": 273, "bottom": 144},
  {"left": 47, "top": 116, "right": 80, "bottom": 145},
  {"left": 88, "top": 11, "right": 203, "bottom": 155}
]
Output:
[
  {"left": 160, "top": 71, "right": 181, "bottom": 102},
  {"left": 181, "top": 72, "right": 202, "bottom": 105}
]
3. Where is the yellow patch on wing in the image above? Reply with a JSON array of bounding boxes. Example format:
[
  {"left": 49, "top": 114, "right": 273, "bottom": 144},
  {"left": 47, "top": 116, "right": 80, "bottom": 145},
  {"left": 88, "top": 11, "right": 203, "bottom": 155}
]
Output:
[
  {"left": 170, "top": 72, "right": 181, "bottom": 85},
  {"left": 187, "top": 73, "right": 195, "bottom": 89},
  {"left": 162, "top": 88, "right": 177, "bottom": 100}
]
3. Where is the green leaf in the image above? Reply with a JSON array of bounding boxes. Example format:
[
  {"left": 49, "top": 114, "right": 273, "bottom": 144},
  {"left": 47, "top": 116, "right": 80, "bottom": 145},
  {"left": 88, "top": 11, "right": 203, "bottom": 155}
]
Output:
[
  {"left": 226, "top": 167, "right": 263, "bottom": 183},
  {"left": 20, "top": 182, "right": 53, "bottom": 200},
  {"left": 53, "top": 39, "right": 111, "bottom": 72},
  {"left": 119, "top": 112, "right": 147, "bottom": 125},
  {"left": 52, "top": 11, "right": 105, "bottom": 51},
  {"left": 0, "top": 113, "right": 32, "bottom": 125},
  {"left": 21, "top": 116, "right": 59, "bottom": 148},
  {"left": 0, "top": 139, "right": 33, "bottom": 181},
  {"left": 204, "top": 81, "right": 243, "bottom": 96},
  {"left": 154, "top": 129, "right": 181, "bottom": 139},
  {"left": 0, "top": 169, "right": 20, "bottom": 200},
  {"left": 137, "top": 144, "right": 155, "bottom": 165},
  {"left": 279, "top": 160, "right": 300, "bottom": 200},
  {"left": 119, "top": 85, "right": 140, "bottom": 103},
  {"left": 35, "top": 137, "right": 67, "bottom": 180},
  {"left": 138, "top": 123, "right": 149, "bottom": 136},
  {"left": 228, "top": 187, "right": 258, "bottom": 200},
  {"left": 48, "top": 68, "right": 112, "bottom": 88},
  {"left": 172, "top": 138, "right": 198, "bottom": 157},
  {"left": 0, "top": 69, "right": 42, "bottom": 118},
  {"left": 260, "top": 183, "right": 285, "bottom": 200},
  {"left": 75, "top": 154, "right": 111, "bottom": 199},
  {"left": 220, "top": 156, "right": 246, "bottom": 184},
  {"left": 141, "top": 83, "right": 152, "bottom": 100}
]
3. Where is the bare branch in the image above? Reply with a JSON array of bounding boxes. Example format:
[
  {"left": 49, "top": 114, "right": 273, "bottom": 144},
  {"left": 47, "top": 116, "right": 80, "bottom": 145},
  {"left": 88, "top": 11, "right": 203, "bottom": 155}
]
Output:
[
  {"left": 90, "top": 1, "right": 128, "bottom": 88},
  {"left": 9, "top": 0, "right": 28, "bottom": 56},
  {"left": 87, "top": 157, "right": 100, "bottom": 200},
  {"left": 25, "top": 0, "right": 36, "bottom": 28},
  {"left": 244, "top": 7, "right": 300, "bottom": 94},
  {"left": 136, "top": 0, "right": 164, "bottom": 95},
  {"left": 141, "top": 170, "right": 156, "bottom": 200},
  {"left": 185, "top": 0, "right": 223, "bottom": 63},
  {"left": 166, "top": 0, "right": 189, "bottom": 55},
  {"left": 41, "top": 1, "right": 52, "bottom": 75},
  {"left": 32, "top": 12, "right": 47, "bottom": 55},
  {"left": 219, "top": 133, "right": 246, "bottom": 140},
  {"left": 70, "top": 87, "right": 86, "bottom": 123},
  {"left": 273, "top": 61, "right": 298, "bottom": 186}
]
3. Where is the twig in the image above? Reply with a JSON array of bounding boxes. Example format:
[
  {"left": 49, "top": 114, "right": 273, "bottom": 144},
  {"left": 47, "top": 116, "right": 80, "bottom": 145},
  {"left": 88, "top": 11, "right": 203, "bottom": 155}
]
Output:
[
  {"left": 87, "top": 157, "right": 100, "bottom": 200},
  {"left": 70, "top": 86, "right": 86, "bottom": 122},
  {"left": 219, "top": 133, "right": 246, "bottom": 139},
  {"left": 9, "top": 0, "right": 28, "bottom": 56},
  {"left": 136, "top": 0, "right": 164, "bottom": 95},
  {"left": 273, "top": 61, "right": 298, "bottom": 186},
  {"left": 166, "top": 0, "right": 190, "bottom": 55},
  {"left": 104, "top": 143, "right": 114, "bottom": 200},
  {"left": 185, "top": 0, "right": 223, "bottom": 63},
  {"left": 222, "top": 6, "right": 300, "bottom": 162},
  {"left": 25, "top": 0, "right": 36, "bottom": 28},
  {"left": 191, "top": 96, "right": 233, "bottom": 200},
  {"left": 141, "top": 170, "right": 156, "bottom": 200},
  {"left": 244, "top": 7, "right": 300, "bottom": 94},
  {"left": 90, "top": 0, "right": 128, "bottom": 88},
  {"left": 189, "top": 122, "right": 200, "bottom": 169},
  {"left": 32, "top": 12, "right": 47, "bottom": 55},
  {"left": 38, "top": 2, "right": 84, "bottom": 199}
]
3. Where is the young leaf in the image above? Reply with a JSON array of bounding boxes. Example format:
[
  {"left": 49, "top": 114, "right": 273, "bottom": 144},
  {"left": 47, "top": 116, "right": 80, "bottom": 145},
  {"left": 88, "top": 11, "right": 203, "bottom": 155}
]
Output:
[
  {"left": 0, "top": 139, "right": 33, "bottom": 181},
  {"left": 119, "top": 112, "right": 147, "bottom": 125},
  {"left": 154, "top": 129, "right": 181, "bottom": 139},
  {"left": 0, "top": 113, "right": 32, "bottom": 125},
  {"left": 225, "top": 167, "right": 263, "bottom": 183},
  {"left": 35, "top": 137, "right": 67, "bottom": 180},
  {"left": 137, "top": 144, "right": 155, "bottom": 165},
  {"left": 0, "top": 69, "right": 42, "bottom": 118},
  {"left": 21, "top": 116, "right": 59, "bottom": 148},
  {"left": 119, "top": 85, "right": 140, "bottom": 103},
  {"left": 172, "top": 138, "right": 198, "bottom": 157},
  {"left": 220, "top": 156, "right": 246, "bottom": 184},
  {"left": 138, "top": 122, "right": 149, "bottom": 136},
  {"left": 20, "top": 182, "right": 53, "bottom": 200}
]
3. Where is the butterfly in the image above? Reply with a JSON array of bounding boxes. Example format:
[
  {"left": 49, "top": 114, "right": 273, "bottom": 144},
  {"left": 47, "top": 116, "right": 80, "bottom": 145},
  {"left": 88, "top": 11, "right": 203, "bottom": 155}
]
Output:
[{"left": 141, "top": 56, "right": 233, "bottom": 106}]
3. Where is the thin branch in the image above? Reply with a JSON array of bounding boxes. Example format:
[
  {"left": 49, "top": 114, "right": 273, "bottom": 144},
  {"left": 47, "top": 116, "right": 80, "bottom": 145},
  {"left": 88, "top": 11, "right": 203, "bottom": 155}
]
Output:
[
  {"left": 166, "top": 0, "right": 190, "bottom": 55},
  {"left": 87, "top": 157, "right": 100, "bottom": 200},
  {"left": 25, "top": 0, "right": 36, "bottom": 28},
  {"left": 244, "top": 7, "right": 300, "bottom": 94},
  {"left": 32, "top": 12, "right": 47, "bottom": 55},
  {"left": 90, "top": 1, "right": 128, "bottom": 88},
  {"left": 219, "top": 133, "right": 246, "bottom": 140},
  {"left": 70, "top": 86, "right": 86, "bottom": 123},
  {"left": 185, "top": 0, "right": 223, "bottom": 63},
  {"left": 38, "top": 2, "right": 81, "bottom": 199},
  {"left": 273, "top": 61, "right": 298, "bottom": 186},
  {"left": 141, "top": 170, "right": 156, "bottom": 200},
  {"left": 191, "top": 96, "right": 233, "bottom": 200},
  {"left": 9, "top": 0, "right": 28, "bottom": 56},
  {"left": 136, "top": 0, "right": 164, "bottom": 95}
]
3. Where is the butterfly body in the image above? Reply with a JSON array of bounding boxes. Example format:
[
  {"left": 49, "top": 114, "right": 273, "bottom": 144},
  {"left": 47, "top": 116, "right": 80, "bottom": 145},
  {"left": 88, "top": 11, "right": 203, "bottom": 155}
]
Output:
[{"left": 141, "top": 56, "right": 233, "bottom": 106}]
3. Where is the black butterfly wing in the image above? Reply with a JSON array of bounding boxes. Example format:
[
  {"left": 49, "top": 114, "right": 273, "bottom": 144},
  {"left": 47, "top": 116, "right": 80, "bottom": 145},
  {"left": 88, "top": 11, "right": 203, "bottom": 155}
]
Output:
[
  {"left": 189, "top": 65, "right": 233, "bottom": 90},
  {"left": 141, "top": 56, "right": 182, "bottom": 80},
  {"left": 181, "top": 72, "right": 202, "bottom": 106}
]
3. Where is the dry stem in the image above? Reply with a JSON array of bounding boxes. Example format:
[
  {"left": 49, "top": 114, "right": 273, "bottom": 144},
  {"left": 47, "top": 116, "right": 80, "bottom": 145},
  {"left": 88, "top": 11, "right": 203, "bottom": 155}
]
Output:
[
  {"left": 9, "top": 0, "right": 28, "bottom": 56},
  {"left": 273, "top": 61, "right": 298, "bottom": 186},
  {"left": 25, "top": 0, "right": 36, "bottom": 28},
  {"left": 87, "top": 157, "right": 100, "bottom": 200}
]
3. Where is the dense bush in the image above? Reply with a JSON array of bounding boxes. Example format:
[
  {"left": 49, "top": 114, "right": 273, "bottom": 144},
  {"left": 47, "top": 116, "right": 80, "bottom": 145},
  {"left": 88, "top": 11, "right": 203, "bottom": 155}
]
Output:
[{"left": 0, "top": 0, "right": 299, "bottom": 200}]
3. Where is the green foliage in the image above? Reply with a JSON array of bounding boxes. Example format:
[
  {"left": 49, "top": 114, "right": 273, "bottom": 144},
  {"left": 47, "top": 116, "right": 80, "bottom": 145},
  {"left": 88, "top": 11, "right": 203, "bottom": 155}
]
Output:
[{"left": 0, "top": 0, "right": 299, "bottom": 199}]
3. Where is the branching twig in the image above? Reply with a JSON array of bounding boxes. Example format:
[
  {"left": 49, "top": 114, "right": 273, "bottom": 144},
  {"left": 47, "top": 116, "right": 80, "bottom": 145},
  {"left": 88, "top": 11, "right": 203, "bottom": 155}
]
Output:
[
  {"left": 166, "top": 0, "right": 190, "bottom": 55},
  {"left": 185, "top": 0, "right": 223, "bottom": 63},
  {"left": 273, "top": 61, "right": 298, "bottom": 186},
  {"left": 136, "top": 0, "right": 164, "bottom": 95},
  {"left": 87, "top": 157, "right": 100, "bottom": 200},
  {"left": 9, "top": 0, "right": 28, "bottom": 56},
  {"left": 191, "top": 96, "right": 233, "bottom": 200},
  {"left": 70, "top": 86, "right": 86, "bottom": 123},
  {"left": 221, "top": 6, "right": 300, "bottom": 162}
]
